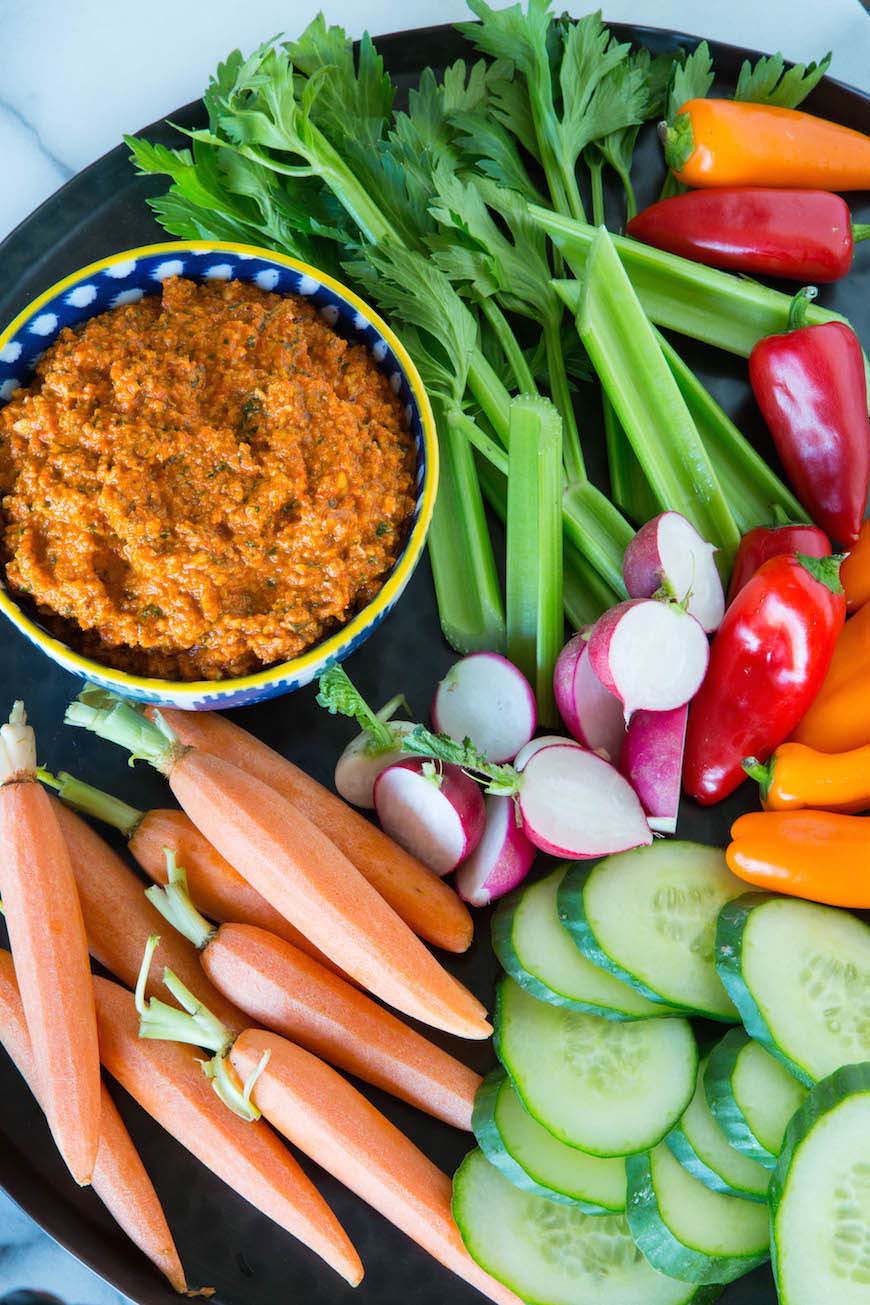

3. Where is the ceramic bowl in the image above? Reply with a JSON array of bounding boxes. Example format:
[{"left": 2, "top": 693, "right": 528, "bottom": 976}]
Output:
[{"left": 0, "top": 241, "right": 437, "bottom": 709}]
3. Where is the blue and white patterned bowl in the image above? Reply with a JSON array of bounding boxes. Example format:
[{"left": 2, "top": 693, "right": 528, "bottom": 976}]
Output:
[{"left": 0, "top": 242, "right": 438, "bottom": 709}]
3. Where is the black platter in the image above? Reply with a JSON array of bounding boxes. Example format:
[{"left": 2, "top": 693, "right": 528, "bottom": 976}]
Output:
[{"left": 0, "top": 20, "right": 867, "bottom": 1305}]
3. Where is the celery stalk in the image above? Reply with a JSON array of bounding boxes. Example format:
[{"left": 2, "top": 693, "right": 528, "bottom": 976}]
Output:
[
  {"left": 561, "top": 482, "right": 631, "bottom": 598},
  {"left": 505, "top": 398, "right": 563, "bottom": 725},
  {"left": 538, "top": 210, "right": 847, "bottom": 357},
  {"left": 576, "top": 228, "right": 741, "bottom": 564},
  {"left": 603, "top": 396, "right": 661, "bottom": 526},
  {"left": 656, "top": 333, "right": 805, "bottom": 532},
  {"left": 428, "top": 398, "right": 506, "bottom": 654}
]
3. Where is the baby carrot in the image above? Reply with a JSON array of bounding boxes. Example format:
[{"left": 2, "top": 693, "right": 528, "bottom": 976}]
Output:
[
  {"left": 158, "top": 708, "right": 473, "bottom": 954},
  {"left": 147, "top": 855, "right": 481, "bottom": 1130},
  {"left": 51, "top": 797, "right": 246, "bottom": 1034},
  {"left": 0, "top": 704, "right": 101, "bottom": 1186},
  {"left": 94, "top": 972, "right": 363, "bottom": 1286},
  {"left": 66, "top": 694, "right": 490, "bottom": 1040},
  {"left": 0, "top": 949, "right": 188, "bottom": 1294},
  {"left": 41, "top": 768, "right": 348, "bottom": 980}
]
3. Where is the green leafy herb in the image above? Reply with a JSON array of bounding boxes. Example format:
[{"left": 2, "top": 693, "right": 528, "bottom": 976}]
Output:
[
  {"left": 734, "top": 50, "right": 831, "bottom": 108},
  {"left": 665, "top": 40, "right": 715, "bottom": 123},
  {"left": 402, "top": 725, "right": 518, "bottom": 795},
  {"left": 315, "top": 665, "right": 398, "bottom": 753}
]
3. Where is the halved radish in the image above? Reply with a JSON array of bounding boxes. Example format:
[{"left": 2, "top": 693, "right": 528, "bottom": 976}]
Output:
[
  {"left": 621, "top": 705, "right": 688, "bottom": 835},
  {"left": 454, "top": 796, "right": 536, "bottom": 907},
  {"left": 587, "top": 600, "right": 709, "bottom": 722},
  {"left": 623, "top": 512, "right": 725, "bottom": 633},
  {"left": 373, "top": 760, "right": 486, "bottom": 877},
  {"left": 432, "top": 654, "right": 536, "bottom": 764},
  {"left": 335, "top": 719, "right": 419, "bottom": 810},
  {"left": 553, "top": 631, "right": 626, "bottom": 763},
  {"left": 513, "top": 735, "right": 581, "bottom": 771},
  {"left": 517, "top": 744, "right": 652, "bottom": 858}
]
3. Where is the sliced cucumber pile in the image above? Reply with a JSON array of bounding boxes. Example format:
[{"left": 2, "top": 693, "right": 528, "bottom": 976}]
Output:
[
  {"left": 495, "top": 977, "right": 697, "bottom": 1156},
  {"left": 704, "top": 1028, "right": 808, "bottom": 1167},
  {"left": 493, "top": 866, "right": 677, "bottom": 1019},
  {"left": 472, "top": 1069, "right": 626, "bottom": 1212},
  {"left": 626, "top": 1143, "right": 770, "bottom": 1285},
  {"left": 453, "top": 1148, "right": 724, "bottom": 1305},
  {"left": 666, "top": 1056, "right": 769, "bottom": 1202},
  {"left": 770, "top": 1062, "right": 870, "bottom": 1305},
  {"left": 716, "top": 893, "right": 870, "bottom": 1084},
  {"left": 559, "top": 842, "right": 744, "bottom": 1020}
]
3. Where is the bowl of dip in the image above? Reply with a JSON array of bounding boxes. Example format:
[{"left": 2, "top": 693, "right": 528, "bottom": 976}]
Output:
[{"left": 0, "top": 242, "right": 437, "bottom": 709}]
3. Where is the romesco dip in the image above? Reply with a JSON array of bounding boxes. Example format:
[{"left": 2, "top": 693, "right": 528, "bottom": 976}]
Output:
[{"left": 0, "top": 277, "right": 416, "bottom": 680}]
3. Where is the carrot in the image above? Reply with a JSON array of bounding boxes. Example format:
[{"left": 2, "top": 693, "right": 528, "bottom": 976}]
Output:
[
  {"left": 147, "top": 856, "right": 480, "bottom": 1129},
  {"left": 66, "top": 693, "right": 489, "bottom": 1040},
  {"left": 41, "top": 768, "right": 349, "bottom": 981},
  {"left": 230, "top": 1032, "right": 520, "bottom": 1305},
  {"left": 93, "top": 971, "right": 363, "bottom": 1286},
  {"left": 664, "top": 98, "right": 870, "bottom": 190},
  {"left": 159, "top": 708, "right": 473, "bottom": 954},
  {"left": 0, "top": 949, "right": 188, "bottom": 1294},
  {"left": 0, "top": 704, "right": 101, "bottom": 1186},
  {"left": 50, "top": 797, "right": 246, "bottom": 1034},
  {"left": 841, "top": 519, "right": 870, "bottom": 613}
]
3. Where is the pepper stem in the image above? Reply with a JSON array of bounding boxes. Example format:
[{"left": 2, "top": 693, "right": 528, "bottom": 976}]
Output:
[
  {"left": 742, "top": 755, "right": 774, "bottom": 801},
  {"left": 660, "top": 113, "right": 695, "bottom": 175},
  {"left": 852, "top": 224, "right": 870, "bottom": 245},
  {"left": 787, "top": 286, "right": 819, "bottom": 332},
  {"left": 37, "top": 767, "right": 143, "bottom": 838},
  {"left": 796, "top": 551, "right": 845, "bottom": 595},
  {"left": 145, "top": 850, "right": 216, "bottom": 952}
]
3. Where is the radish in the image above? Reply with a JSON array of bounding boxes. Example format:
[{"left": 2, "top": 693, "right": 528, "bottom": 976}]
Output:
[
  {"left": 553, "top": 631, "right": 626, "bottom": 762},
  {"left": 432, "top": 654, "right": 536, "bottom": 764},
  {"left": 517, "top": 744, "right": 652, "bottom": 858},
  {"left": 623, "top": 512, "right": 725, "bottom": 633},
  {"left": 334, "top": 717, "right": 418, "bottom": 810},
  {"left": 513, "top": 735, "right": 581, "bottom": 771},
  {"left": 621, "top": 705, "right": 688, "bottom": 835},
  {"left": 587, "top": 600, "right": 709, "bottom": 722},
  {"left": 373, "top": 759, "right": 486, "bottom": 877},
  {"left": 454, "top": 795, "right": 536, "bottom": 907}
]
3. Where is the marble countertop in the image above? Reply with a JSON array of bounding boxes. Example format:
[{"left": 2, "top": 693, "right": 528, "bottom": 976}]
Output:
[{"left": 0, "top": 1, "right": 868, "bottom": 1302}]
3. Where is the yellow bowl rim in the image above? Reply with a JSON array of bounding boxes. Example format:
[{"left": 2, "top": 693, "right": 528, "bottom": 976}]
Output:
[{"left": 0, "top": 240, "right": 439, "bottom": 699}]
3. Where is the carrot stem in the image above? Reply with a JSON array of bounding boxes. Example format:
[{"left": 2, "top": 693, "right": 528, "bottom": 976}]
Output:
[
  {"left": 203, "top": 1045, "right": 270, "bottom": 1121},
  {"left": 145, "top": 850, "right": 215, "bottom": 951},
  {"left": 65, "top": 691, "right": 182, "bottom": 773},
  {"left": 0, "top": 702, "right": 36, "bottom": 782},
  {"left": 135, "top": 937, "right": 230, "bottom": 1053},
  {"left": 38, "top": 768, "right": 143, "bottom": 837}
]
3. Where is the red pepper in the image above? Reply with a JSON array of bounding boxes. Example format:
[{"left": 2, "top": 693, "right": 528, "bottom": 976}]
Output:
[
  {"left": 627, "top": 189, "right": 870, "bottom": 283},
  {"left": 683, "top": 553, "right": 845, "bottom": 806},
  {"left": 749, "top": 289, "right": 870, "bottom": 546},
  {"left": 727, "top": 512, "right": 831, "bottom": 604}
]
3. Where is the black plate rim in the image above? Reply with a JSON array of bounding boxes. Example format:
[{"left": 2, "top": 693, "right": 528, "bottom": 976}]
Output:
[{"left": 0, "top": 18, "right": 866, "bottom": 1305}]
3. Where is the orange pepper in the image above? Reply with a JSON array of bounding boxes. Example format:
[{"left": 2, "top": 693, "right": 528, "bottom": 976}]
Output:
[
  {"left": 841, "top": 519, "right": 870, "bottom": 613},
  {"left": 744, "top": 741, "right": 870, "bottom": 813},
  {"left": 664, "top": 99, "right": 870, "bottom": 190},
  {"left": 727, "top": 810, "right": 870, "bottom": 908},
  {"left": 792, "top": 603, "right": 870, "bottom": 752}
]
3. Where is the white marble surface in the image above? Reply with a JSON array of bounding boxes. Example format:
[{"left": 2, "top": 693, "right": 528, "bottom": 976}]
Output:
[{"left": 0, "top": 1, "right": 868, "bottom": 1302}]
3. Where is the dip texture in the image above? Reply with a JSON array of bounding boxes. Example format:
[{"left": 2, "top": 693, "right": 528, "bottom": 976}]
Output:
[{"left": 0, "top": 277, "right": 416, "bottom": 680}]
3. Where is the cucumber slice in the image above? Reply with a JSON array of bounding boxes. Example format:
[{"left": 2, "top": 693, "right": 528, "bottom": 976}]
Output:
[
  {"left": 715, "top": 893, "right": 870, "bottom": 1085},
  {"left": 770, "top": 1062, "right": 870, "bottom": 1305},
  {"left": 666, "top": 1057, "right": 769, "bottom": 1201},
  {"left": 453, "top": 1147, "right": 724, "bottom": 1305},
  {"left": 626, "top": 1143, "right": 770, "bottom": 1285},
  {"left": 494, "top": 977, "right": 697, "bottom": 1156},
  {"left": 704, "top": 1028, "right": 807, "bottom": 1167},
  {"left": 493, "top": 867, "right": 679, "bottom": 1019},
  {"left": 472, "top": 1068, "right": 626, "bottom": 1211},
  {"left": 559, "top": 842, "right": 743, "bottom": 1020}
]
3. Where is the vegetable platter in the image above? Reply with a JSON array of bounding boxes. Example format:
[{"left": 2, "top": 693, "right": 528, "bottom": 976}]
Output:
[{"left": 0, "top": 13, "right": 868, "bottom": 1305}]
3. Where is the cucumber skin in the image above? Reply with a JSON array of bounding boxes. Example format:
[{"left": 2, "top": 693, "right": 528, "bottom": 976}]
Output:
[
  {"left": 558, "top": 858, "right": 738, "bottom": 1022},
  {"left": 491, "top": 881, "right": 640, "bottom": 1020},
  {"left": 769, "top": 1062, "right": 870, "bottom": 1303},
  {"left": 703, "top": 1029, "right": 778, "bottom": 1168},
  {"left": 471, "top": 1069, "right": 614, "bottom": 1212},
  {"left": 452, "top": 1149, "right": 725, "bottom": 1305},
  {"left": 665, "top": 1123, "right": 767, "bottom": 1204},
  {"left": 626, "top": 1152, "right": 771, "bottom": 1286},
  {"left": 714, "top": 893, "right": 815, "bottom": 1087}
]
